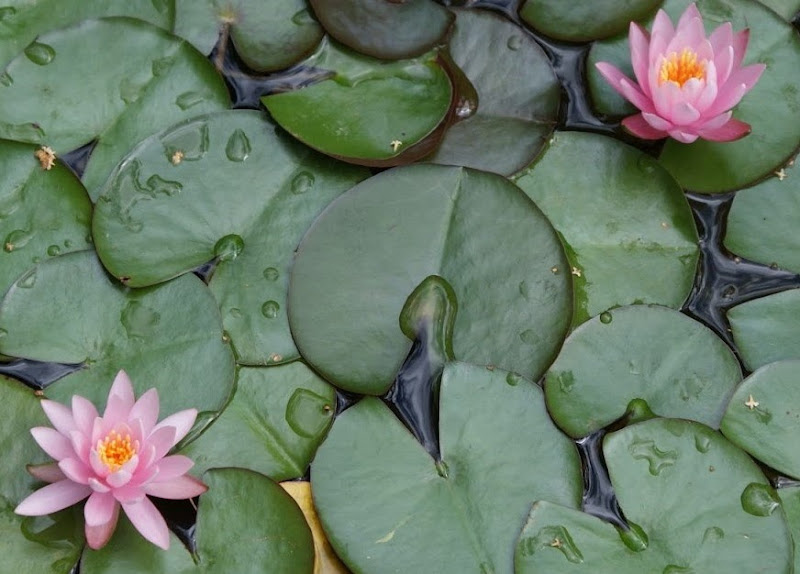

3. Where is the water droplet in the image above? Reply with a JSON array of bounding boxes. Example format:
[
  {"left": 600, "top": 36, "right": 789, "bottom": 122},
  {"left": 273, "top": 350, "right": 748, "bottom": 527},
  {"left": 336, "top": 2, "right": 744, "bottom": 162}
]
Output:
[
  {"left": 261, "top": 300, "right": 280, "bottom": 319},
  {"left": 702, "top": 526, "right": 724, "bottom": 543},
  {"left": 519, "top": 526, "right": 583, "bottom": 563},
  {"left": 63, "top": 239, "right": 73, "bottom": 248},
  {"left": 16, "top": 268, "right": 36, "bottom": 288},
  {"left": 694, "top": 434, "right": 711, "bottom": 453},
  {"left": 120, "top": 300, "right": 161, "bottom": 340},
  {"left": 436, "top": 460, "right": 449, "bottom": 478},
  {"left": 291, "top": 7, "right": 316, "bottom": 25},
  {"left": 741, "top": 483, "right": 780, "bottom": 516},
  {"left": 225, "top": 128, "right": 251, "bottom": 162},
  {"left": 520, "top": 329, "right": 538, "bottom": 345},
  {"left": 618, "top": 522, "right": 648, "bottom": 552},
  {"left": 0, "top": 72, "right": 12, "bottom": 87},
  {"left": 285, "top": 388, "right": 332, "bottom": 438},
  {"left": 46, "top": 244, "right": 60, "bottom": 256},
  {"left": 637, "top": 155, "right": 656, "bottom": 174},
  {"left": 214, "top": 234, "right": 244, "bottom": 262},
  {"left": 663, "top": 566, "right": 693, "bottom": 574},
  {"left": 0, "top": 6, "right": 17, "bottom": 21},
  {"left": 599, "top": 311, "right": 613, "bottom": 324},
  {"left": 291, "top": 171, "right": 315, "bottom": 195},
  {"left": 506, "top": 372, "right": 523, "bottom": 386},
  {"left": 507, "top": 35, "right": 522, "bottom": 50},
  {"left": 24, "top": 42, "right": 55, "bottom": 65},
  {"left": 175, "top": 91, "right": 205, "bottom": 110},
  {"left": 263, "top": 267, "right": 279, "bottom": 281},
  {"left": 4, "top": 229, "right": 33, "bottom": 252},
  {"left": 161, "top": 121, "right": 209, "bottom": 161},
  {"left": 629, "top": 438, "right": 677, "bottom": 476}
]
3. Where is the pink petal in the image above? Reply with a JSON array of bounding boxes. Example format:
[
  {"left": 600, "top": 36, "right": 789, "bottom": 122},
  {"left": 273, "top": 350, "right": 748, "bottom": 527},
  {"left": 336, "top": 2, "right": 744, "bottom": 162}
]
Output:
[
  {"left": 58, "top": 458, "right": 92, "bottom": 484},
  {"left": 698, "top": 117, "right": 751, "bottom": 141},
  {"left": 103, "top": 395, "right": 132, "bottom": 426},
  {"left": 140, "top": 444, "right": 157, "bottom": 470},
  {"left": 713, "top": 45, "right": 734, "bottom": 87},
  {"left": 91, "top": 416, "right": 104, "bottom": 444},
  {"left": 30, "top": 427, "right": 74, "bottom": 461},
  {"left": 71, "top": 396, "right": 98, "bottom": 437},
  {"left": 90, "top": 449, "right": 111, "bottom": 478},
  {"left": 84, "top": 492, "right": 117, "bottom": 526},
  {"left": 695, "top": 39, "right": 713, "bottom": 63},
  {"left": 129, "top": 389, "right": 159, "bottom": 435},
  {"left": 595, "top": 61, "right": 640, "bottom": 101},
  {"left": 122, "top": 497, "right": 170, "bottom": 550},
  {"left": 619, "top": 78, "right": 655, "bottom": 113},
  {"left": 27, "top": 463, "right": 66, "bottom": 483},
  {"left": 622, "top": 113, "right": 669, "bottom": 139},
  {"left": 133, "top": 464, "right": 160, "bottom": 486},
  {"left": 666, "top": 16, "right": 705, "bottom": 55},
  {"left": 153, "top": 455, "right": 194, "bottom": 482},
  {"left": 667, "top": 129, "right": 699, "bottom": 143},
  {"left": 629, "top": 22, "right": 652, "bottom": 97},
  {"left": 694, "top": 61, "right": 718, "bottom": 113},
  {"left": 146, "top": 426, "right": 177, "bottom": 462},
  {"left": 672, "top": 101, "right": 701, "bottom": 125},
  {"left": 727, "top": 63, "right": 766, "bottom": 92},
  {"left": 113, "top": 485, "right": 146, "bottom": 503},
  {"left": 650, "top": 9, "right": 675, "bottom": 45},
  {"left": 85, "top": 499, "right": 120, "bottom": 550},
  {"left": 652, "top": 78, "right": 681, "bottom": 119},
  {"left": 709, "top": 22, "right": 733, "bottom": 57},
  {"left": 731, "top": 28, "right": 750, "bottom": 70},
  {"left": 152, "top": 408, "right": 196, "bottom": 446},
  {"left": 695, "top": 110, "right": 733, "bottom": 131},
  {"left": 144, "top": 475, "right": 207, "bottom": 500},
  {"left": 15, "top": 480, "right": 91, "bottom": 516},
  {"left": 681, "top": 76, "right": 706, "bottom": 108},
  {"left": 104, "top": 371, "right": 135, "bottom": 420},
  {"left": 676, "top": 3, "right": 702, "bottom": 32},
  {"left": 69, "top": 430, "right": 90, "bottom": 463},
  {"left": 704, "top": 63, "right": 764, "bottom": 117},
  {"left": 106, "top": 455, "right": 139, "bottom": 488},
  {"left": 89, "top": 477, "right": 111, "bottom": 493},
  {"left": 40, "top": 400, "right": 76, "bottom": 436},
  {"left": 642, "top": 112, "right": 674, "bottom": 131}
]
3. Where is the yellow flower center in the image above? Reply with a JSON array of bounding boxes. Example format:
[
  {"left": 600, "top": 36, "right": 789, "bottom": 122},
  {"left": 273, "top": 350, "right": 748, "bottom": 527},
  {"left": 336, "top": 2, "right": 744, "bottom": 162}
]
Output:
[
  {"left": 659, "top": 48, "right": 706, "bottom": 87},
  {"left": 97, "top": 430, "right": 137, "bottom": 472}
]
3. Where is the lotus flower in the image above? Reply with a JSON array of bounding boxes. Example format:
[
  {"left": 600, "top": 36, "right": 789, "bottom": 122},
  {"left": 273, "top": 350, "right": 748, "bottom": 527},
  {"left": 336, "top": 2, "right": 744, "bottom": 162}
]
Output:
[
  {"left": 596, "top": 3, "right": 765, "bottom": 143},
  {"left": 15, "top": 370, "right": 207, "bottom": 550}
]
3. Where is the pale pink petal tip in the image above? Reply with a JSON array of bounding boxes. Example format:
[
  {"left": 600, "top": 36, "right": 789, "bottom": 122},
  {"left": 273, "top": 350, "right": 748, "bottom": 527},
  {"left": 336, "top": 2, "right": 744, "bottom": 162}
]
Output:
[
  {"left": 27, "top": 463, "right": 66, "bottom": 484},
  {"left": 699, "top": 117, "right": 752, "bottom": 142},
  {"left": 85, "top": 493, "right": 120, "bottom": 550},
  {"left": 109, "top": 370, "right": 135, "bottom": 405},
  {"left": 122, "top": 498, "right": 171, "bottom": 550},
  {"left": 621, "top": 114, "right": 669, "bottom": 140},
  {"left": 15, "top": 480, "right": 91, "bottom": 516}
]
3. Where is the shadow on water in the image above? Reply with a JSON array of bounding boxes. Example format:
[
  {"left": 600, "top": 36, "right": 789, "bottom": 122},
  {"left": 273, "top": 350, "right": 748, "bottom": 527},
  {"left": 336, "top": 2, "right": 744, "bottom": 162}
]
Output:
[{"left": 0, "top": 358, "right": 84, "bottom": 390}]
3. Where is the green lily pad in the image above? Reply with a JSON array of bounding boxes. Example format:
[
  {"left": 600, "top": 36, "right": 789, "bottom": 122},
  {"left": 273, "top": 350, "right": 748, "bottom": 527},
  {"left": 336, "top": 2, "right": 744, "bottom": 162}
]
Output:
[
  {"left": 0, "top": 18, "right": 230, "bottom": 198},
  {"left": 759, "top": 0, "right": 800, "bottom": 20},
  {"left": 262, "top": 39, "right": 452, "bottom": 165},
  {"left": 516, "top": 418, "right": 793, "bottom": 573},
  {"left": 288, "top": 163, "right": 572, "bottom": 395},
  {"left": 777, "top": 486, "right": 800, "bottom": 574},
  {"left": 0, "top": 250, "right": 235, "bottom": 421},
  {"left": 724, "top": 157, "right": 800, "bottom": 271},
  {"left": 312, "top": 362, "right": 582, "bottom": 574},
  {"left": 308, "top": 0, "right": 453, "bottom": 60},
  {"left": 0, "top": 0, "right": 172, "bottom": 67},
  {"left": 514, "top": 132, "right": 698, "bottom": 325},
  {"left": 174, "top": 0, "right": 323, "bottom": 71},
  {"left": 520, "top": 0, "right": 662, "bottom": 41},
  {"left": 721, "top": 360, "right": 800, "bottom": 479},
  {"left": 92, "top": 110, "right": 368, "bottom": 365},
  {"left": 0, "top": 140, "right": 92, "bottom": 299},
  {"left": 179, "top": 362, "right": 335, "bottom": 479},
  {"left": 728, "top": 288, "right": 800, "bottom": 371},
  {"left": 545, "top": 305, "right": 741, "bottom": 438},
  {"left": 587, "top": 0, "right": 800, "bottom": 192},
  {"left": 428, "top": 9, "right": 559, "bottom": 176}
]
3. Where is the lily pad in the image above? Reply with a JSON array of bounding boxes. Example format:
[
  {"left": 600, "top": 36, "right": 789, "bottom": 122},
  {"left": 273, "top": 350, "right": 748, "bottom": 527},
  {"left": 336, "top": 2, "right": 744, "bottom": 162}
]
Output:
[
  {"left": 428, "top": 9, "right": 560, "bottom": 176},
  {"left": 288, "top": 163, "right": 572, "bottom": 394},
  {"left": 0, "top": 140, "right": 92, "bottom": 298},
  {"left": 516, "top": 418, "right": 793, "bottom": 573},
  {"left": 759, "top": 0, "right": 800, "bottom": 20},
  {"left": 174, "top": 0, "right": 323, "bottom": 71},
  {"left": 724, "top": 157, "right": 800, "bottom": 271},
  {"left": 777, "top": 486, "right": 800, "bottom": 574},
  {"left": 587, "top": 0, "right": 800, "bottom": 192},
  {"left": 308, "top": 0, "right": 453, "bottom": 60},
  {"left": 312, "top": 362, "right": 582, "bottom": 574},
  {"left": 179, "top": 362, "right": 335, "bottom": 480},
  {"left": 519, "top": 0, "right": 662, "bottom": 42},
  {"left": 721, "top": 360, "right": 800, "bottom": 479},
  {"left": 92, "top": 110, "right": 368, "bottom": 365},
  {"left": 514, "top": 132, "right": 699, "bottom": 325},
  {"left": 262, "top": 39, "right": 452, "bottom": 165},
  {"left": 0, "top": 17, "right": 230, "bottom": 197},
  {"left": 728, "top": 288, "right": 800, "bottom": 371},
  {"left": 545, "top": 305, "right": 741, "bottom": 438},
  {"left": 0, "top": 251, "right": 235, "bottom": 421}
]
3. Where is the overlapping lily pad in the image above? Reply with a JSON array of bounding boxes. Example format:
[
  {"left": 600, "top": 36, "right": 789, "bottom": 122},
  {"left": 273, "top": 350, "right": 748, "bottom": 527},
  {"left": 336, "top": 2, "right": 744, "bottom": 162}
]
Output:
[
  {"left": 545, "top": 305, "right": 741, "bottom": 438},
  {"left": 92, "top": 110, "right": 368, "bottom": 365},
  {"left": 519, "top": 0, "right": 662, "bottom": 41},
  {"left": 289, "top": 163, "right": 572, "bottom": 394},
  {"left": 0, "top": 18, "right": 230, "bottom": 197},
  {"left": 759, "top": 0, "right": 800, "bottom": 21},
  {"left": 0, "top": 140, "right": 92, "bottom": 298},
  {"left": 587, "top": 0, "right": 800, "bottom": 192},
  {"left": 516, "top": 418, "right": 793, "bottom": 573},
  {"left": 312, "top": 362, "right": 582, "bottom": 573},
  {"left": 778, "top": 486, "right": 800, "bottom": 574},
  {"left": 514, "top": 132, "right": 698, "bottom": 325},
  {"left": 179, "top": 363, "right": 335, "bottom": 480},
  {"left": 174, "top": 0, "right": 323, "bottom": 71},
  {"left": 728, "top": 288, "right": 800, "bottom": 371},
  {"left": 0, "top": 251, "right": 235, "bottom": 420},
  {"left": 429, "top": 9, "right": 559, "bottom": 176},
  {"left": 262, "top": 39, "right": 452, "bottom": 165},
  {"left": 308, "top": 0, "right": 453, "bottom": 60}
]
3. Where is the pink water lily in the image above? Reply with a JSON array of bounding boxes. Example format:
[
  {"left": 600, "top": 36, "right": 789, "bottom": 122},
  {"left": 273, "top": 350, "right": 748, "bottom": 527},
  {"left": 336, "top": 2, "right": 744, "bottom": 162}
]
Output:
[
  {"left": 596, "top": 3, "right": 765, "bottom": 143},
  {"left": 15, "top": 370, "right": 207, "bottom": 550}
]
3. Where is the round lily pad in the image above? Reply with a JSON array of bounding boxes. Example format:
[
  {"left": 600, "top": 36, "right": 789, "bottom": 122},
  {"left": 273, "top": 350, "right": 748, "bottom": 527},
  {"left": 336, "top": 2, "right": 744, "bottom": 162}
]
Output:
[
  {"left": 0, "top": 140, "right": 92, "bottom": 299},
  {"left": 516, "top": 418, "right": 793, "bottom": 573},
  {"left": 308, "top": 0, "right": 453, "bottom": 60},
  {"left": 587, "top": 0, "right": 800, "bottom": 192},
  {"left": 0, "top": 18, "right": 230, "bottom": 197},
  {"left": 0, "top": 251, "right": 235, "bottom": 420},
  {"left": 428, "top": 9, "right": 560, "bottom": 176},
  {"left": 520, "top": 0, "right": 662, "bottom": 41},
  {"left": 288, "top": 163, "right": 572, "bottom": 395},
  {"left": 312, "top": 362, "right": 582, "bottom": 574},
  {"left": 724, "top": 158, "right": 800, "bottom": 271},
  {"left": 728, "top": 288, "right": 800, "bottom": 371},
  {"left": 262, "top": 39, "right": 452, "bottom": 165},
  {"left": 173, "top": 0, "right": 323, "bottom": 71},
  {"left": 92, "top": 110, "right": 368, "bottom": 366},
  {"left": 777, "top": 486, "right": 800, "bottom": 574},
  {"left": 545, "top": 305, "right": 741, "bottom": 438},
  {"left": 760, "top": 0, "right": 800, "bottom": 20},
  {"left": 514, "top": 132, "right": 698, "bottom": 325},
  {"left": 179, "top": 362, "right": 335, "bottom": 480},
  {"left": 721, "top": 360, "right": 800, "bottom": 479}
]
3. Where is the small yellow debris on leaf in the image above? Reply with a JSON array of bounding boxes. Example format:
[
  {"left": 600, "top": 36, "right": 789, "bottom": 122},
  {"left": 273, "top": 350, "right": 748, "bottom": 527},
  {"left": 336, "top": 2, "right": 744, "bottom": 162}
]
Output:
[
  {"left": 571, "top": 266, "right": 582, "bottom": 277},
  {"left": 390, "top": 140, "right": 403, "bottom": 152},
  {"left": 745, "top": 394, "right": 759, "bottom": 410},
  {"left": 550, "top": 538, "right": 563, "bottom": 548},
  {"left": 774, "top": 169, "right": 787, "bottom": 181},
  {"left": 171, "top": 150, "right": 185, "bottom": 165},
  {"left": 34, "top": 146, "right": 56, "bottom": 170}
]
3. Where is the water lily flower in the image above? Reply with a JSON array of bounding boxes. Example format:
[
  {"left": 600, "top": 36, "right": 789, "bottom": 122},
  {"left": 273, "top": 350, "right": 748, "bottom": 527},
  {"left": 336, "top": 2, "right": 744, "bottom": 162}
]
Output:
[
  {"left": 15, "top": 370, "right": 206, "bottom": 550},
  {"left": 596, "top": 3, "right": 765, "bottom": 143}
]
